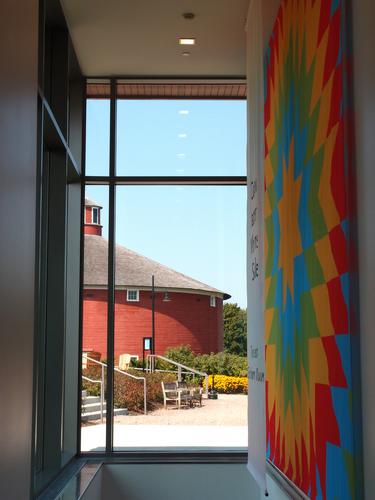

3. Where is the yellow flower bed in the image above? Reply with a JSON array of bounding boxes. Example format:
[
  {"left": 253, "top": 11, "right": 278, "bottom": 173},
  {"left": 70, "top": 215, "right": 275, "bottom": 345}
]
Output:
[{"left": 207, "top": 374, "right": 248, "bottom": 394}]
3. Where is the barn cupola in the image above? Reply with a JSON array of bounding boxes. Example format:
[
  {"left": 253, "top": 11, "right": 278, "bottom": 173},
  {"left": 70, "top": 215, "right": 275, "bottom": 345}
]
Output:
[{"left": 84, "top": 198, "right": 103, "bottom": 236}]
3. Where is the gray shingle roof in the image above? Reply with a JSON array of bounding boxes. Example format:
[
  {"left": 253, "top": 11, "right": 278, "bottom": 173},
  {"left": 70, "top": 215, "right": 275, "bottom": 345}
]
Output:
[
  {"left": 85, "top": 198, "right": 102, "bottom": 208},
  {"left": 84, "top": 234, "right": 230, "bottom": 299}
]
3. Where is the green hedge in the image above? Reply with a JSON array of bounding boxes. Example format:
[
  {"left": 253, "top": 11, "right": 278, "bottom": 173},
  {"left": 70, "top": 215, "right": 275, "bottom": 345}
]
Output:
[{"left": 163, "top": 345, "right": 248, "bottom": 377}]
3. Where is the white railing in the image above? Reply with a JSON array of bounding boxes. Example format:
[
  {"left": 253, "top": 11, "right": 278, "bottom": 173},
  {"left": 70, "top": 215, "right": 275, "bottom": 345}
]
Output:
[
  {"left": 82, "top": 354, "right": 147, "bottom": 416},
  {"left": 146, "top": 354, "right": 209, "bottom": 397}
]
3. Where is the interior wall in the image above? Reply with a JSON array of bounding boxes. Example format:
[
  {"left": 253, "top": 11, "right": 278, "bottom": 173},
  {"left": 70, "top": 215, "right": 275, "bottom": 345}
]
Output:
[
  {"left": 352, "top": 0, "right": 375, "bottom": 498},
  {"left": 80, "top": 464, "right": 290, "bottom": 500},
  {"left": 0, "top": 0, "right": 39, "bottom": 498}
]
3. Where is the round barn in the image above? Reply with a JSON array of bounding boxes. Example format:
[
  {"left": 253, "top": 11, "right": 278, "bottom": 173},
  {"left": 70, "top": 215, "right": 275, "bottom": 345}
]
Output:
[{"left": 83, "top": 199, "right": 230, "bottom": 360}]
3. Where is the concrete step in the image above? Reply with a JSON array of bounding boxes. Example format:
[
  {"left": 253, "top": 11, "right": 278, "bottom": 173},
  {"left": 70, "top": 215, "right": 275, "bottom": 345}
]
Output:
[
  {"left": 82, "top": 402, "right": 106, "bottom": 413},
  {"left": 82, "top": 395, "right": 101, "bottom": 405},
  {"left": 81, "top": 407, "right": 128, "bottom": 422}
]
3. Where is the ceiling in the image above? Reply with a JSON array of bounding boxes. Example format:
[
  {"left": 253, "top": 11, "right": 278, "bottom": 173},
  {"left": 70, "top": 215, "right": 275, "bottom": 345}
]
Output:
[{"left": 61, "top": 0, "right": 249, "bottom": 78}]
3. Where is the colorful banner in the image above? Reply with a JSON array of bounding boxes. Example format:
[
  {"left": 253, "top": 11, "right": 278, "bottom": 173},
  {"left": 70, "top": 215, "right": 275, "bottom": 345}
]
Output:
[{"left": 264, "top": 1, "right": 361, "bottom": 498}]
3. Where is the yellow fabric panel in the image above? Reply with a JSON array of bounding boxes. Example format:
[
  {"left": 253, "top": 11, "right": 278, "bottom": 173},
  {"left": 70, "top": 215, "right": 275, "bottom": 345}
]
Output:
[
  {"left": 318, "top": 123, "right": 341, "bottom": 231},
  {"left": 311, "top": 284, "right": 335, "bottom": 337},
  {"left": 315, "top": 234, "right": 338, "bottom": 282},
  {"left": 310, "top": 27, "right": 329, "bottom": 114},
  {"left": 314, "top": 73, "right": 334, "bottom": 154}
]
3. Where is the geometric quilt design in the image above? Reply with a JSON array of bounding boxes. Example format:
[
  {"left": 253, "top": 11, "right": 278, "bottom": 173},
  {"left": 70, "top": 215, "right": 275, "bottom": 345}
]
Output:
[{"left": 264, "top": 1, "right": 361, "bottom": 498}]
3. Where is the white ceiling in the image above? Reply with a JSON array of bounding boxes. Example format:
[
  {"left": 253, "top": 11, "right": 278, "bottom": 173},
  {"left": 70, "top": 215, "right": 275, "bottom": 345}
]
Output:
[{"left": 61, "top": 0, "right": 249, "bottom": 78}]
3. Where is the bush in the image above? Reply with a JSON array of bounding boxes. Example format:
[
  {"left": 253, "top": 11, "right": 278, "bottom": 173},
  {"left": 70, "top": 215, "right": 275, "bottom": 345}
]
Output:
[
  {"left": 164, "top": 345, "right": 248, "bottom": 377},
  {"left": 113, "top": 370, "right": 175, "bottom": 412},
  {"left": 208, "top": 374, "right": 248, "bottom": 394},
  {"left": 82, "top": 366, "right": 175, "bottom": 413}
]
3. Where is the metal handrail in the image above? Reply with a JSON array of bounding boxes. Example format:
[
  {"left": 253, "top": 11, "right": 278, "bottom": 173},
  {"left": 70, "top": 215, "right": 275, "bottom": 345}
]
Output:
[
  {"left": 82, "top": 375, "right": 104, "bottom": 422},
  {"left": 82, "top": 354, "right": 147, "bottom": 415},
  {"left": 146, "top": 354, "right": 209, "bottom": 397}
]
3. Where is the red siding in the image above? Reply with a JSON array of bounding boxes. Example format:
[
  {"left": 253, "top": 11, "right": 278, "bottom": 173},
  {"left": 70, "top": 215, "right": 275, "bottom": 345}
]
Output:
[{"left": 83, "top": 289, "right": 223, "bottom": 360}]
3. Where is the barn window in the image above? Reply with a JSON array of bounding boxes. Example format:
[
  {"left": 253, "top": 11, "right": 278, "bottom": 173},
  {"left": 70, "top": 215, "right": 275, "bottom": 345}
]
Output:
[
  {"left": 92, "top": 207, "right": 99, "bottom": 224},
  {"left": 210, "top": 296, "right": 216, "bottom": 307},
  {"left": 127, "top": 289, "right": 139, "bottom": 301}
]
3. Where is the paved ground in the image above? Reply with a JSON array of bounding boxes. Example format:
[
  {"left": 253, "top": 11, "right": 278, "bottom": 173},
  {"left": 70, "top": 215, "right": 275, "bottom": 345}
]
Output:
[{"left": 81, "top": 394, "right": 248, "bottom": 451}]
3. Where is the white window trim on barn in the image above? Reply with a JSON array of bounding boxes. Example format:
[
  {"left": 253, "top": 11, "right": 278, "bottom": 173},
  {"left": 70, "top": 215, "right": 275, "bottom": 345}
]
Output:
[
  {"left": 210, "top": 295, "right": 216, "bottom": 307},
  {"left": 127, "top": 289, "right": 139, "bottom": 302},
  {"left": 92, "top": 207, "right": 99, "bottom": 224}
]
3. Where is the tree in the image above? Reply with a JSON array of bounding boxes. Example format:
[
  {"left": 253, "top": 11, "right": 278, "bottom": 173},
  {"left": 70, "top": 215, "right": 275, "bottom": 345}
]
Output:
[{"left": 223, "top": 303, "right": 247, "bottom": 356}]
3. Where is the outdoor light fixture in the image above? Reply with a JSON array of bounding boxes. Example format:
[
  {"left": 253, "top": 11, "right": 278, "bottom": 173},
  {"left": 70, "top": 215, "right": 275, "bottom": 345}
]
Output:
[
  {"left": 163, "top": 292, "right": 171, "bottom": 302},
  {"left": 179, "top": 38, "right": 196, "bottom": 45}
]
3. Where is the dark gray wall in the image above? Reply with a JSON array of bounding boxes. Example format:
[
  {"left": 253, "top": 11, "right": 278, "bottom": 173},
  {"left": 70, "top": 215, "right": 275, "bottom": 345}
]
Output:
[
  {"left": 0, "top": 0, "right": 39, "bottom": 498},
  {"left": 353, "top": 0, "right": 375, "bottom": 497}
]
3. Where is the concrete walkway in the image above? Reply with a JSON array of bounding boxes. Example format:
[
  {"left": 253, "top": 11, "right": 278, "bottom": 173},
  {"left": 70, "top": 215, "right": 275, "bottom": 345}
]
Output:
[{"left": 81, "top": 394, "right": 248, "bottom": 451}]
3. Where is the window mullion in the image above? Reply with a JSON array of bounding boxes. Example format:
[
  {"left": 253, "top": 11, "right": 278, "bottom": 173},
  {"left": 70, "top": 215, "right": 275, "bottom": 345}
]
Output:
[{"left": 106, "top": 79, "right": 117, "bottom": 453}]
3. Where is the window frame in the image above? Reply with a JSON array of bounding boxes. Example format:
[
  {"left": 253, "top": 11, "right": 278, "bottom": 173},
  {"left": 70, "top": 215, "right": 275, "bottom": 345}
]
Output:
[
  {"left": 92, "top": 206, "right": 99, "bottom": 224},
  {"left": 81, "top": 78, "right": 247, "bottom": 457},
  {"left": 210, "top": 296, "right": 216, "bottom": 307},
  {"left": 126, "top": 289, "right": 139, "bottom": 302}
]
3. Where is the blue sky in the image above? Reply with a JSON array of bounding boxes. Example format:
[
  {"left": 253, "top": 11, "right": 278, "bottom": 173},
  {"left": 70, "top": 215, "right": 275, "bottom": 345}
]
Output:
[{"left": 86, "top": 100, "right": 247, "bottom": 307}]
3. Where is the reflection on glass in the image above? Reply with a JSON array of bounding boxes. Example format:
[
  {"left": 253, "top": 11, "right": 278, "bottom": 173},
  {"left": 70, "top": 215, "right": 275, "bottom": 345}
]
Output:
[{"left": 116, "top": 100, "right": 246, "bottom": 176}]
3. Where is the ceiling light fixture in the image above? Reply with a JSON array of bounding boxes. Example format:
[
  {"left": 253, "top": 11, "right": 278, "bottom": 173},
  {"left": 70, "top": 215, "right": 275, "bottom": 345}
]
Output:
[
  {"left": 178, "top": 133, "right": 187, "bottom": 138},
  {"left": 179, "top": 110, "right": 189, "bottom": 115},
  {"left": 182, "top": 51, "right": 191, "bottom": 57},
  {"left": 183, "top": 12, "right": 195, "bottom": 20},
  {"left": 179, "top": 38, "right": 196, "bottom": 45}
]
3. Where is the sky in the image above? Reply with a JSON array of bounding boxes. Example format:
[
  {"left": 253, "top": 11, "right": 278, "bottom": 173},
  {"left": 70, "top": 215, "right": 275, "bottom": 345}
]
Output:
[{"left": 85, "top": 99, "right": 247, "bottom": 307}]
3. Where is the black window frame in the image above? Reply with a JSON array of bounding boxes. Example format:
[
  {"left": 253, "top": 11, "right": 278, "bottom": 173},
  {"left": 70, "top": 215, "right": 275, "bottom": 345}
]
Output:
[{"left": 80, "top": 78, "right": 248, "bottom": 458}]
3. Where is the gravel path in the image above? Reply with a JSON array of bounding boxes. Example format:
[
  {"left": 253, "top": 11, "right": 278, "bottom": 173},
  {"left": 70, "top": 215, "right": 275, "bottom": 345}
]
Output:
[{"left": 113, "top": 394, "right": 247, "bottom": 426}]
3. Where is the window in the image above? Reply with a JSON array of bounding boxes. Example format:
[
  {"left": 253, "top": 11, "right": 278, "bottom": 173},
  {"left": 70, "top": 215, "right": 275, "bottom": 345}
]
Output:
[
  {"left": 127, "top": 289, "right": 139, "bottom": 301},
  {"left": 92, "top": 207, "right": 99, "bottom": 224},
  {"left": 82, "top": 87, "right": 247, "bottom": 454}
]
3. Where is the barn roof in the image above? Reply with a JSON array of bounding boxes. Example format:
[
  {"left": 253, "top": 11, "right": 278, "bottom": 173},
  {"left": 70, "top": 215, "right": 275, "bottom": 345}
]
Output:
[
  {"left": 84, "top": 234, "right": 230, "bottom": 299},
  {"left": 85, "top": 198, "right": 102, "bottom": 208}
]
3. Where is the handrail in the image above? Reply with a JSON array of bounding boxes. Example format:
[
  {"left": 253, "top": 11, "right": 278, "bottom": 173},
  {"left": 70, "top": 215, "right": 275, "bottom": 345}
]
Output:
[
  {"left": 82, "top": 354, "right": 147, "bottom": 415},
  {"left": 82, "top": 375, "right": 101, "bottom": 384},
  {"left": 146, "top": 354, "right": 209, "bottom": 397}
]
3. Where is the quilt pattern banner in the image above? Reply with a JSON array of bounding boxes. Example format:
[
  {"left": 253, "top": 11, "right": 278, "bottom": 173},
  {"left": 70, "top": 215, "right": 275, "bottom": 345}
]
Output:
[{"left": 264, "top": 1, "right": 360, "bottom": 498}]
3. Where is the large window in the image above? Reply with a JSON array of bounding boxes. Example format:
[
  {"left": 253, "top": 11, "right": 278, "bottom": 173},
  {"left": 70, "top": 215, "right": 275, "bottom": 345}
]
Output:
[{"left": 81, "top": 82, "right": 247, "bottom": 454}]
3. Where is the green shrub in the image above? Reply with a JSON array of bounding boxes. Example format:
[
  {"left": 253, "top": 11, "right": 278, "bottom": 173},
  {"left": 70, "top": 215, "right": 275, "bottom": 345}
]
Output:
[
  {"left": 82, "top": 366, "right": 176, "bottom": 413},
  {"left": 113, "top": 370, "right": 175, "bottom": 412},
  {"left": 164, "top": 345, "right": 248, "bottom": 377}
]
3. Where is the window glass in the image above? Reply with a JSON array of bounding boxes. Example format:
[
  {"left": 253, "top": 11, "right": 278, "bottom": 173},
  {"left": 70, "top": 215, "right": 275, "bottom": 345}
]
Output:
[
  {"left": 85, "top": 99, "right": 110, "bottom": 176},
  {"left": 116, "top": 100, "right": 246, "bottom": 177},
  {"left": 111, "top": 186, "right": 247, "bottom": 450}
]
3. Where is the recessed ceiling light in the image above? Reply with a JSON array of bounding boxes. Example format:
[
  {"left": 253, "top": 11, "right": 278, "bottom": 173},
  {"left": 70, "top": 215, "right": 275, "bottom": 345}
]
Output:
[
  {"left": 179, "top": 38, "right": 196, "bottom": 45},
  {"left": 179, "top": 110, "right": 189, "bottom": 115},
  {"left": 177, "top": 153, "right": 186, "bottom": 158},
  {"left": 183, "top": 12, "right": 195, "bottom": 20},
  {"left": 178, "top": 133, "right": 187, "bottom": 138},
  {"left": 182, "top": 52, "right": 191, "bottom": 57}
]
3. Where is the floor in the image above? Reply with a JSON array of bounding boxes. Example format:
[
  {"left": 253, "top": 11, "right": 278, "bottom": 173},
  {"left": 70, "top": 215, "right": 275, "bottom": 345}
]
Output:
[{"left": 81, "top": 394, "right": 248, "bottom": 451}]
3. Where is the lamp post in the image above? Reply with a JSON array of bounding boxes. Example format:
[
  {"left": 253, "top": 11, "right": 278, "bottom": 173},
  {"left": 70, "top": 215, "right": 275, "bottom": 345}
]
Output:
[{"left": 151, "top": 275, "right": 155, "bottom": 358}]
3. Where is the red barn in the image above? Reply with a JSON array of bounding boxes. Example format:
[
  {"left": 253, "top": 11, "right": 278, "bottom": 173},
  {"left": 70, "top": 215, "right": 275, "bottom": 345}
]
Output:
[{"left": 83, "top": 199, "right": 230, "bottom": 360}]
